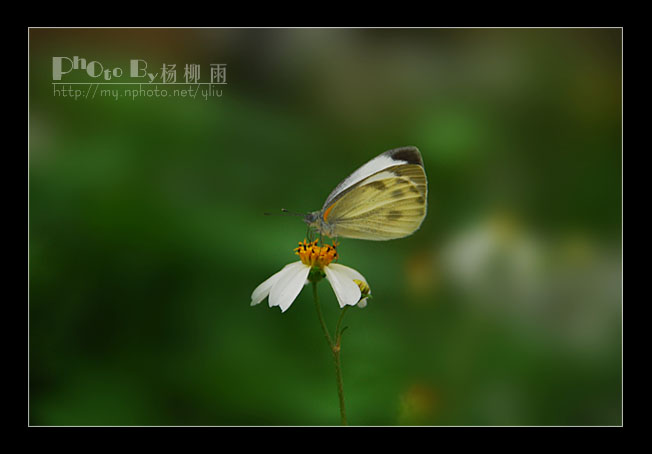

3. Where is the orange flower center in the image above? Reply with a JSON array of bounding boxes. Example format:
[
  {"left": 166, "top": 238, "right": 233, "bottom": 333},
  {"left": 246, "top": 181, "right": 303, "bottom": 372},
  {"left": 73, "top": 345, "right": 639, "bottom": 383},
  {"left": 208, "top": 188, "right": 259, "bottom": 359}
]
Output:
[{"left": 294, "top": 239, "right": 339, "bottom": 269}]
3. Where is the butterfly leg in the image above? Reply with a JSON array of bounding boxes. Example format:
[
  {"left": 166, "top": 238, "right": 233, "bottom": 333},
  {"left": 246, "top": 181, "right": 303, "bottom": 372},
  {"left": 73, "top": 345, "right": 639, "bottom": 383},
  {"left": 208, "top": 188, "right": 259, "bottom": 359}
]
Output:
[{"left": 306, "top": 224, "right": 312, "bottom": 242}]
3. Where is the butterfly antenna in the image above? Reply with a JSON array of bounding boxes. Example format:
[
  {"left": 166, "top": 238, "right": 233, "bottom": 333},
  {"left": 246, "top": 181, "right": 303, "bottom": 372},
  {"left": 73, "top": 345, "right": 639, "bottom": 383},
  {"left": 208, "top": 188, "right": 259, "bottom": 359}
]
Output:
[
  {"left": 263, "top": 208, "right": 307, "bottom": 217},
  {"left": 281, "top": 208, "right": 307, "bottom": 216}
]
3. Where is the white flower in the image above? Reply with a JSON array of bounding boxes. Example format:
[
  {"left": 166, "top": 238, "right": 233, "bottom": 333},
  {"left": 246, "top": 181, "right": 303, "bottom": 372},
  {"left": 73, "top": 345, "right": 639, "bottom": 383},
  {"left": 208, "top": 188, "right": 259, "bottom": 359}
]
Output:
[{"left": 251, "top": 240, "right": 371, "bottom": 313}]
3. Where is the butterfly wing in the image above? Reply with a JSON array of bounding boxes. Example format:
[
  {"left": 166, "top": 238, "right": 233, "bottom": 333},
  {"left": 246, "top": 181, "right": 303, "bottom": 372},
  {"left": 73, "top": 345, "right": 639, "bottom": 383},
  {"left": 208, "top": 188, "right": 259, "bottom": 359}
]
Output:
[
  {"left": 322, "top": 146, "right": 425, "bottom": 209},
  {"left": 321, "top": 162, "right": 428, "bottom": 240}
]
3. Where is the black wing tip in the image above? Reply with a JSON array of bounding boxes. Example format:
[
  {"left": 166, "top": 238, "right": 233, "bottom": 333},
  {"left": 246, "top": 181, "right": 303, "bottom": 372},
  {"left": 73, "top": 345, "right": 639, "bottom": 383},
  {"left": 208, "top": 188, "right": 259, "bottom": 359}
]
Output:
[{"left": 386, "top": 146, "right": 423, "bottom": 166}]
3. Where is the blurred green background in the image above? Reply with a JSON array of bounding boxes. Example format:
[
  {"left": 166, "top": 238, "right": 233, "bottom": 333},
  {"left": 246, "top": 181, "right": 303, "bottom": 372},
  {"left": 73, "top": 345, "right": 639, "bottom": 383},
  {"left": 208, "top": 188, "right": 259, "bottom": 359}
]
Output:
[{"left": 29, "top": 28, "right": 622, "bottom": 426}]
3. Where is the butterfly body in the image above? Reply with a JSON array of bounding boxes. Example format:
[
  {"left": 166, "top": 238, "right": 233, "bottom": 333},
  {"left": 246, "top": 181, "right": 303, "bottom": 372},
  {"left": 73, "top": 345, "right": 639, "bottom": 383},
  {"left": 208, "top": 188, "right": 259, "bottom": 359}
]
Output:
[{"left": 304, "top": 146, "right": 428, "bottom": 241}]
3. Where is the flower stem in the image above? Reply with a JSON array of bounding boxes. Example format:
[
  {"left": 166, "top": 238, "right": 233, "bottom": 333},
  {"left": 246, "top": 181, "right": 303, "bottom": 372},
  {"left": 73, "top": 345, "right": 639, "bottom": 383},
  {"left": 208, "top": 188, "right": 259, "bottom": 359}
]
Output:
[
  {"left": 335, "top": 306, "right": 350, "bottom": 343},
  {"left": 312, "top": 281, "right": 333, "bottom": 349},
  {"left": 311, "top": 281, "right": 348, "bottom": 425},
  {"left": 333, "top": 347, "right": 347, "bottom": 426}
]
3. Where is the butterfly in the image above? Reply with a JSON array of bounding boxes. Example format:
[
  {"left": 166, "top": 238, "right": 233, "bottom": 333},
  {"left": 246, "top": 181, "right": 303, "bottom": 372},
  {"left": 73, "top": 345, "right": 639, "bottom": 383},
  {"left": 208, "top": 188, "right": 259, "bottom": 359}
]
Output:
[{"left": 304, "top": 146, "right": 428, "bottom": 241}]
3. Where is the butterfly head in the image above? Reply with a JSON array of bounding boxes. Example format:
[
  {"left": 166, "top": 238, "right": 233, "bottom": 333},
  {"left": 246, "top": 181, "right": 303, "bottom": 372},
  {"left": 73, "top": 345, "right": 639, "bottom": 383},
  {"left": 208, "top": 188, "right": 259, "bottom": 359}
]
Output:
[
  {"left": 303, "top": 211, "right": 319, "bottom": 226},
  {"left": 304, "top": 210, "right": 335, "bottom": 238}
]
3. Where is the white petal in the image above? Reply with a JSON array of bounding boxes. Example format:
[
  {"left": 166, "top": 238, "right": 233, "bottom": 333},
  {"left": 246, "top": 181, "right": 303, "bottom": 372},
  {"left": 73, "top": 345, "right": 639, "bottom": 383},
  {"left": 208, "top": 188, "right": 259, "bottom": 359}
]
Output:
[
  {"left": 327, "top": 263, "right": 371, "bottom": 294},
  {"left": 269, "top": 262, "right": 311, "bottom": 312},
  {"left": 325, "top": 265, "right": 362, "bottom": 308},
  {"left": 251, "top": 263, "right": 297, "bottom": 306},
  {"left": 357, "top": 298, "right": 368, "bottom": 309}
]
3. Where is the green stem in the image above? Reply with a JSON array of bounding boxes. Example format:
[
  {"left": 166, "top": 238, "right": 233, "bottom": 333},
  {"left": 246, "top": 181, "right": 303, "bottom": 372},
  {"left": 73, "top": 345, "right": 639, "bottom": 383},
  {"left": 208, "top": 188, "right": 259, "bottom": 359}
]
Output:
[
  {"left": 312, "top": 281, "right": 333, "bottom": 349},
  {"left": 312, "top": 281, "right": 348, "bottom": 426},
  {"left": 335, "top": 306, "right": 350, "bottom": 343},
  {"left": 333, "top": 347, "right": 347, "bottom": 426}
]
